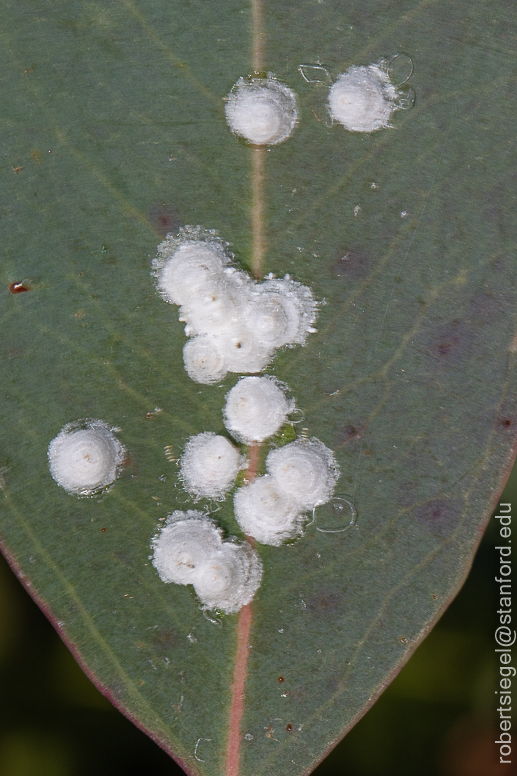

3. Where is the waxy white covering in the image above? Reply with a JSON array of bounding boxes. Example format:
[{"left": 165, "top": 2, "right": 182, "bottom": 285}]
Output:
[
  {"left": 153, "top": 231, "right": 317, "bottom": 385},
  {"left": 225, "top": 75, "right": 298, "bottom": 145},
  {"left": 180, "top": 432, "right": 244, "bottom": 499},
  {"left": 48, "top": 419, "right": 125, "bottom": 496},
  {"left": 328, "top": 65, "right": 398, "bottom": 132},
  {"left": 234, "top": 438, "right": 339, "bottom": 545},
  {"left": 152, "top": 511, "right": 262, "bottom": 613},
  {"left": 223, "top": 376, "right": 292, "bottom": 444}
]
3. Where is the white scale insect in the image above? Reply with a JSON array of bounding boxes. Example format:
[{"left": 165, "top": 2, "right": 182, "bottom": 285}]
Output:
[
  {"left": 153, "top": 228, "right": 317, "bottom": 385},
  {"left": 50, "top": 59, "right": 409, "bottom": 611},
  {"left": 150, "top": 225, "right": 341, "bottom": 609},
  {"left": 225, "top": 74, "right": 298, "bottom": 146},
  {"left": 48, "top": 419, "right": 125, "bottom": 496}
]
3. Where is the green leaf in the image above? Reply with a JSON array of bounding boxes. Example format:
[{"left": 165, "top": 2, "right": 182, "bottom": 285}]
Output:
[{"left": 0, "top": 1, "right": 515, "bottom": 775}]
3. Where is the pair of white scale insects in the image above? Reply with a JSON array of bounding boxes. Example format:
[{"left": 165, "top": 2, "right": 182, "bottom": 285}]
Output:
[{"left": 47, "top": 59, "right": 414, "bottom": 615}]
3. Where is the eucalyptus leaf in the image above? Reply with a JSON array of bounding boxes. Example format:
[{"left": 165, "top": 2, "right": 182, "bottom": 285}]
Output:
[{"left": 1, "top": 1, "right": 516, "bottom": 775}]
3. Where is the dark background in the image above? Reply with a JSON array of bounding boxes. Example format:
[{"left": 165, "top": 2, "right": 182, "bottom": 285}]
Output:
[{"left": 0, "top": 462, "right": 512, "bottom": 776}]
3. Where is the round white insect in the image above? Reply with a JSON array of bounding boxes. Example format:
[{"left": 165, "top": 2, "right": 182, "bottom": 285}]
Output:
[
  {"left": 223, "top": 376, "right": 293, "bottom": 444},
  {"left": 225, "top": 75, "right": 298, "bottom": 145},
  {"left": 180, "top": 432, "right": 244, "bottom": 500},
  {"left": 245, "top": 276, "right": 317, "bottom": 348},
  {"left": 152, "top": 511, "right": 262, "bottom": 614},
  {"left": 234, "top": 475, "right": 303, "bottom": 546},
  {"left": 266, "top": 437, "right": 339, "bottom": 510},
  {"left": 193, "top": 540, "right": 262, "bottom": 614},
  {"left": 151, "top": 511, "right": 223, "bottom": 585},
  {"left": 183, "top": 335, "right": 228, "bottom": 385},
  {"left": 48, "top": 419, "right": 125, "bottom": 496},
  {"left": 220, "top": 324, "right": 273, "bottom": 374},
  {"left": 155, "top": 240, "right": 228, "bottom": 307},
  {"left": 179, "top": 278, "right": 240, "bottom": 337},
  {"left": 328, "top": 64, "right": 398, "bottom": 132}
]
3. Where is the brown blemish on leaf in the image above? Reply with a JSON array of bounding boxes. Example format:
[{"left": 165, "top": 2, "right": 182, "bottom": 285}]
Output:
[
  {"left": 277, "top": 676, "right": 284, "bottom": 683},
  {"left": 147, "top": 203, "right": 182, "bottom": 238},
  {"left": 153, "top": 628, "right": 180, "bottom": 655},
  {"left": 12, "top": 166, "right": 23, "bottom": 174},
  {"left": 30, "top": 149, "right": 42, "bottom": 165},
  {"left": 428, "top": 292, "right": 511, "bottom": 367},
  {"left": 285, "top": 723, "right": 293, "bottom": 732},
  {"left": 412, "top": 498, "right": 462, "bottom": 539},
  {"left": 337, "top": 423, "right": 365, "bottom": 448},
  {"left": 428, "top": 319, "right": 472, "bottom": 365},
  {"left": 306, "top": 590, "right": 344, "bottom": 619}
]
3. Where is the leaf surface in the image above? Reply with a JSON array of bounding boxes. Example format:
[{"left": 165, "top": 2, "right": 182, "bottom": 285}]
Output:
[{"left": 0, "top": 1, "right": 516, "bottom": 775}]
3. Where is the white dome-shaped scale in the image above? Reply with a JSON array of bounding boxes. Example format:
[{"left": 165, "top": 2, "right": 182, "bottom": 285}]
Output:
[
  {"left": 183, "top": 335, "right": 228, "bottom": 385},
  {"left": 234, "top": 475, "right": 303, "bottom": 546},
  {"left": 193, "top": 541, "right": 262, "bottom": 614},
  {"left": 223, "top": 376, "right": 293, "bottom": 444},
  {"left": 245, "top": 276, "right": 318, "bottom": 348},
  {"left": 225, "top": 75, "right": 298, "bottom": 146},
  {"left": 153, "top": 242, "right": 223, "bottom": 304},
  {"left": 266, "top": 438, "right": 339, "bottom": 510},
  {"left": 153, "top": 227, "right": 231, "bottom": 307},
  {"left": 48, "top": 419, "right": 125, "bottom": 496},
  {"left": 151, "top": 511, "right": 262, "bottom": 614},
  {"left": 243, "top": 293, "right": 290, "bottom": 348},
  {"left": 180, "top": 432, "right": 244, "bottom": 499},
  {"left": 179, "top": 276, "right": 240, "bottom": 337},
  {"left": 151, "top": 512, "right": 222, "bottom": 585},
  {"left": 221, "top": 323, "right": 273, "bottom": 374},
  {"left": 328, "top": 65, "right": 398, "bottom": 132}
]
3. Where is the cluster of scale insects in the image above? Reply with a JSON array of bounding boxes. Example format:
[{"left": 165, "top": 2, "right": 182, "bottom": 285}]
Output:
[{"left": 47, "top": 58, "right": 414, "bottom": 615}]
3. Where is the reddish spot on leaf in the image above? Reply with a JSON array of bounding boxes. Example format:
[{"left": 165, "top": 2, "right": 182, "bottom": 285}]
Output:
[
  {"left": 339, "top": 423, "right": 364, "bottom": 445},
  {"left": 153, "top": 628, "right": 179, "bottom": 654},
  {"left": 307, "top": 590, "right": 345, "bottom": 619},
  {"left": 147, "top": 203, "right": 182, "bottom": 238},
  {"left": 101, "top": 527, "right": 108, "bottom": 533},
  {"left": 428, "top": 319, "right": 472, "bottom": 365},
  {"left": 277, "top": 676, "right": 284, "bottom": 683},
  {"left": 412, "top": 498, "right": 462, "bottom": 539},
  {"left": 9, "top": 282, "right": 30, "bottom": 294}
]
